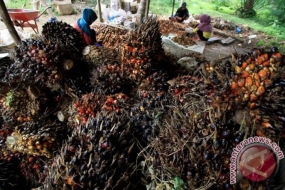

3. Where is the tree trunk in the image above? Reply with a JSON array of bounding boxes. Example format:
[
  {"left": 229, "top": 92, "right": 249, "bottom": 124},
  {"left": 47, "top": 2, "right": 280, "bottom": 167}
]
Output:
[
  {"left": 243, "top": 0, "right": 255, "bottom": 10},
  {"left": 137, "top": 0, "right": 146, "bottom": 23}
]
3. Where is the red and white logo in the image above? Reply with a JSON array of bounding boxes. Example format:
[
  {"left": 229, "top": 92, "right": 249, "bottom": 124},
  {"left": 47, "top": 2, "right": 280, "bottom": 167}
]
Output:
[{"left": 238, "top": 144, "right": 277, "bottom": 182}]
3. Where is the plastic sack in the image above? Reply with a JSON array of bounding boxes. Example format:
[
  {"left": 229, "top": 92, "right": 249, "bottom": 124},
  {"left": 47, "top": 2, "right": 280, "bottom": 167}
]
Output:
[
  {"left": 0, "top": 28, "right": 28, "bottom": 47},
  {"left": 110, "top": 0, "right": 120, "bottom": 11}
]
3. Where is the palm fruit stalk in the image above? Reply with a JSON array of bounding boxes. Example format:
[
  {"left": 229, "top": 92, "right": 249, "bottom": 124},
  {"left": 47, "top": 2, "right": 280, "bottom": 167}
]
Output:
[
  {"left": 41, "top": 21, "right": 84, "bottom": 60},
  {"left": 5, "top": 118, "right": 69, "bottom": 158},
  {"left": 120, "top": 16, "right": 163, "bottom": 82},
  {"left": 92, "top": 24, "right": 128, "bottom": 50}
]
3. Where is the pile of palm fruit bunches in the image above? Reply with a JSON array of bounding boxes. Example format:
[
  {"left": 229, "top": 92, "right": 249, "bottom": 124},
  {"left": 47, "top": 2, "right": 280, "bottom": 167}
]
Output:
[{"left": 0, "top": 16, "right": 285, "bottom": 190}]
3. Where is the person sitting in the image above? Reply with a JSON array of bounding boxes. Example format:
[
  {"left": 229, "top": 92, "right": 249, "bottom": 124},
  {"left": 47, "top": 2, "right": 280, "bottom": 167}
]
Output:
[
  {"left": 192, "top": 14, "right": 212, "bottom": 41},
  {"left": 73, "top": 8, "right": 98, "bottom": 46},
  {"left": 169, "top": 2, "right": 189, "bottom": 23}
]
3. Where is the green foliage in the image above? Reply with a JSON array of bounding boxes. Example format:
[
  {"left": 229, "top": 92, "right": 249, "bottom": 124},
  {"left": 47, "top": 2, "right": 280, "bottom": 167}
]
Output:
[
  {"left": 271, "top": 0, "right": 285, "bottom": 22},
  {"left": 257, "top": 41, "right": 265, "bottom": 47},
  {"left": 4, "top": 0, "right": 32, "bottom": 9}
]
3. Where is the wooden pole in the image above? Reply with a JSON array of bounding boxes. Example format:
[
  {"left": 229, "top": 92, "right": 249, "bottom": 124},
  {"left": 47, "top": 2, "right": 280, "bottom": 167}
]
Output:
[
  {"left": 171, "top": 0, "right": 175, "bottom": 17},
  {"left": 144, "top": 0, "right": 150, "bottom": 20},
  {"left": 97, "top": 0, "right": 103, "bottom": 22},
  {"left": 0, "top": 0, "right": 21, "bottom": 45}
]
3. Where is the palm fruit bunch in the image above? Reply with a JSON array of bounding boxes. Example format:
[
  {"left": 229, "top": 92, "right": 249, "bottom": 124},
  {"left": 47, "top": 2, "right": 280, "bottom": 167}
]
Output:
[
  {"left": 41, "top": 21, "right": 84, "bottom": 60},
  {"left": 158, "top": 20, "right": 187, "bottom": 36},
  {"left": 5, "top": 118, "right": 68, "bottom": 158},
  {"left": 83, "top": 45, "right": 120, "bottom": 66},
  {"left": 62, "top": 58, "right": 93, "bottom": 97},
  {"left": 92, "top": 24, "right": 128, "bottom": 50},
  {"left": 172, "top": 34, "right": 196, "bottom": 46},
  {"left": 141, "top": 73, "right": 245, "bottom": 189},
  {"left": 0, "top": 158, "right": 27, "bottom": 190},
  {"left": 42, "top": 113, "right": 146, "bottom": 190},
  {"left": 138, "top": 70, "right": 170, "bottom": 94},
  {"left": 120, "top": 16, "right": 163, "bottom": 82},
  {"left": 90, "top": 60, "right": 135, "bottom": 96},
  {"left": 71, "top": 93, "right": 102, "bottom": 126},
  {"left": 0, "top": 57, "right": 12, "bottom": 80},
  {"left": 0, "top": 86, "right": 47, "bottom": 124},
  {"left": 129, "top": 102, "right": 161, "bottom": 147},
  {"left": 228, "top": 48, "right": 282, "bottom": 108},
  {"left": 5, "top": 39, "right": 64, "bottom": 87},
  {"left": 19, "top": 155, "right": 52, "bottom": 188},
  {"left": 101, "top": 93, "right": 129, "bottom": 114}
]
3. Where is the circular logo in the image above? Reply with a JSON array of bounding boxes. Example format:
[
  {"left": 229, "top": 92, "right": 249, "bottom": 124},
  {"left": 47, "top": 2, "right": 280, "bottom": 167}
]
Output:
[{"left": 238, "top": 144, "right": 277, "bottom": 182}]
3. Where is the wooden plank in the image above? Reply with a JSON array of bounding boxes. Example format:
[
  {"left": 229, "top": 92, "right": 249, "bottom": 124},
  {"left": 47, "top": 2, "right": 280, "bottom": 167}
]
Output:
[
  {"left": 0, "top": 0, "right": 21, "bottom": 45},
  {"left": 213, "top": 29, "right": 244, "bottom": 43}
]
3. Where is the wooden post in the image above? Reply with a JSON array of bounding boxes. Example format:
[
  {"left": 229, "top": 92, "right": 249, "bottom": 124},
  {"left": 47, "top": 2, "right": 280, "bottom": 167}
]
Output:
[
  {"left": 171, "top": 0, "right": 175, "bottom": 17},
  {"left": 97, "top": 0, "right": 103, "bottom": 22},
  {"left": 144, "top": 0, "right": 150, "bottom": 20},
  {"left": 0, "top": 0, "right": 21, "bottom": 45}
]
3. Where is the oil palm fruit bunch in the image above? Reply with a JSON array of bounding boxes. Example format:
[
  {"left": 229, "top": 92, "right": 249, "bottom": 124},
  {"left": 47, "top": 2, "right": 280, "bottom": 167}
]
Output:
[
  {"left": 83, "top": 45, "right": 120, "bottom": 66},
  {"left": 120, "top": 16, "right": 163, "bottom": 82},
  {"left": 42, "top": 21, "right": 84, "bottom": 60},
  {"left": 101, "top": 93, "right": 129, "bottom": 114},
  {"left": 0, "top": 158, "right": 28, "bottom": 190},
  {"left": 42, "top": 115, "right": 146, "bottom": 190},
  {"left": 90, "top": 61, "right": 135, "bottom": 96},
  {"left": 5, "top": 39, "right": 64, "bottom": 87},
  {"left": 71, "top": 93, "right": 102, "bottom": 126},
  {"left": 129, "top": 102, "right": 160, "bottom": 147},
  {"left": 19, "top": 155, "right": 52, "bottom": 188},
  {"left": 0, "top": 57, "right": 12, "bottom": 80},
  {"left": 252, "top": 78, "right": 285, "bottom": 142},
  {"left": 92, "top": 24, "right": 128, "bottom": 50},
  {"left": 5, "top": 118, "right": 69, "bottom": 158},
  {"left": 228, "top": 48, "right": 282, "bottom": 109},
  {"left": 138, "top": 70, "right": 170, "bottom": 95},
  {"left": 63, "top": 58, "right": 93, "bottom": 97},
  {"left": 0, "top": 86, "right": 47, "bottom": 124}
]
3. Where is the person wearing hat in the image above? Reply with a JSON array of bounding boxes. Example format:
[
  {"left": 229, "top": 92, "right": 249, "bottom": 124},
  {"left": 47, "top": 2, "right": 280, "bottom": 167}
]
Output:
[
  {"left": 73, "top": 8, "right": 98, "bottom": 46},
  {"left": 169, "top": 2, "right": 189, "bottom": 23},
  {"left": 192, "top": 14, "right": 212, "bottom": 41}
]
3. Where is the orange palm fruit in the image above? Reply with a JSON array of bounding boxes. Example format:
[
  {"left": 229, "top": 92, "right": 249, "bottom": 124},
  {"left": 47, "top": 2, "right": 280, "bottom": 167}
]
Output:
[
  {"left": 258, "top": 69, "right": 267, "bottom": 80},
  {"left": 245, "top": 76, "right": 253, "bottom": 88},
  {"left": 256, "top": 86, "right": 265, "bottom": 96},
  {"left": 250, "top": 93, "right": 258, "bottom": 102},
  {"left": 241, "top": 71, "right": 250, "bottom": 78},
  {"left": 237, "top": 78, "right": 245, "bottom": 87}
]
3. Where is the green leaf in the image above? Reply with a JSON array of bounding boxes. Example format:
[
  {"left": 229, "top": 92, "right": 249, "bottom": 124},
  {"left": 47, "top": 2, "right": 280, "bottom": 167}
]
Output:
[{"left": 171, "top": 176, "right": 186, "bottom": 190}]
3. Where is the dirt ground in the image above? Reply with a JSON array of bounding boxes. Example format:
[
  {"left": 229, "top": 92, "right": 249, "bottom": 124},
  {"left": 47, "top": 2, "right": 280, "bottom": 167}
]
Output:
[{"left": 0, "top": 3, "right": 265, "bottom": 61}]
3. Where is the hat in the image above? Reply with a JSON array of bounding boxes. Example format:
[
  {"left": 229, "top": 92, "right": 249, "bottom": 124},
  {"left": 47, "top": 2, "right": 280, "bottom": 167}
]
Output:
[{"left": 182, "top": 2, "right": 187, "bottom": 7}]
